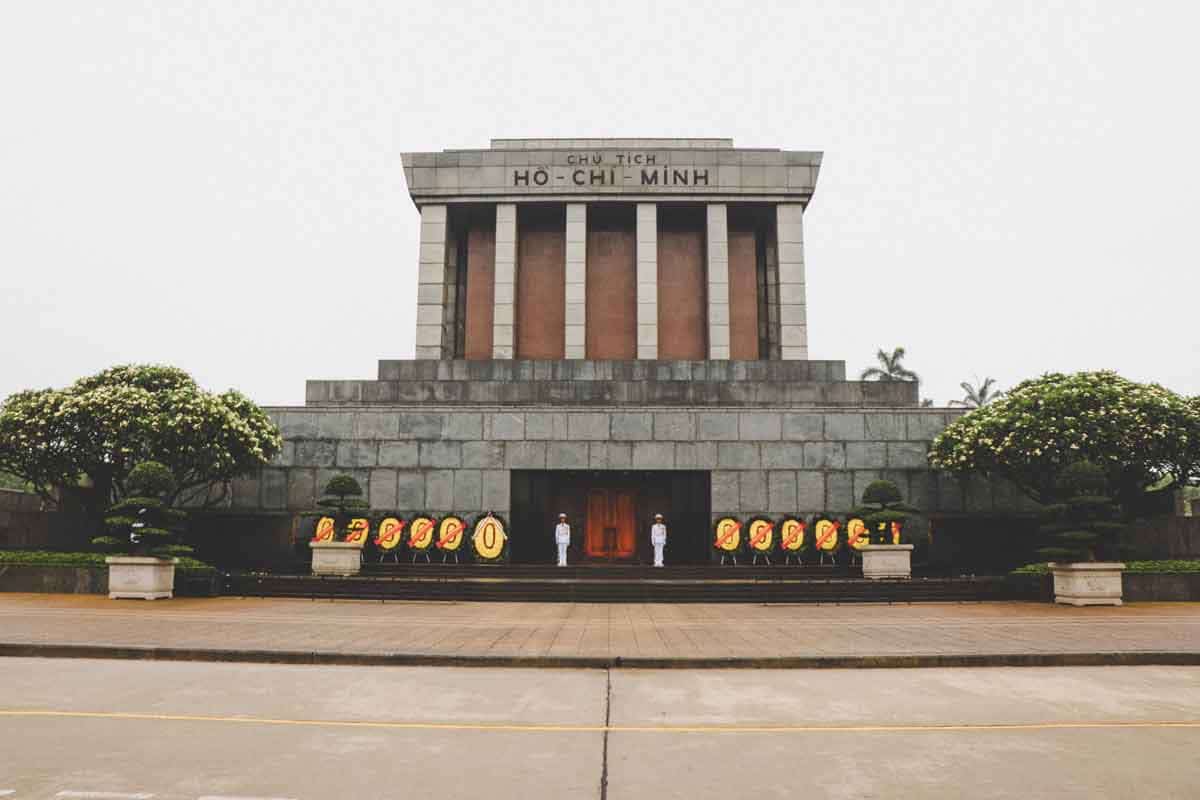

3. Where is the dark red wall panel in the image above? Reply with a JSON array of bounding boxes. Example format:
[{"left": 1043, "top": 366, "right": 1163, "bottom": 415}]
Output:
[
  {"left": 657, "top": 207, "right": 706, "bottom": 360},
  {"left": 586, "top": 204, "right": 637, "bottom": 359},
  {"left": 516, "top": 205, "right": 566, "bottom": 359}
]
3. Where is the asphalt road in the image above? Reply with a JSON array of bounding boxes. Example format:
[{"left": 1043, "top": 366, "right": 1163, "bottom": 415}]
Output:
[{"left": 1, "top": 659, "right": 1198, "bottom": 798}]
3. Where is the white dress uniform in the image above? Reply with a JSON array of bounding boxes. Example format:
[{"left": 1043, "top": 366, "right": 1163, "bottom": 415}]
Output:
[
  {"left": 651, "top": 521, "right": 667, "bottom": 567},
  {"left": 555, "top": 521, "right": 571, "bottom": 567}
]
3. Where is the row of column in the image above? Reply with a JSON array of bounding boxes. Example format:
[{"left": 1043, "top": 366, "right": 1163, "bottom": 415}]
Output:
[{"left": 415, "top": 203, "right": 808, "bottom": 361}]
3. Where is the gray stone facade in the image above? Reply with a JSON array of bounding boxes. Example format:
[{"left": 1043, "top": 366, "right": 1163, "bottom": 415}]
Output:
[
  {"left": 306, "top": 359, "right": 916, "bottom": 407},
  {"left": 238, "top": 389, "right": 1035, "bottom": 530}
]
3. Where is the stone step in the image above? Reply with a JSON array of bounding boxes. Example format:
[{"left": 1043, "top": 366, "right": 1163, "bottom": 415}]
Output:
[{"left": 224, "top": 571, "right": 1015, "bottom": 603}]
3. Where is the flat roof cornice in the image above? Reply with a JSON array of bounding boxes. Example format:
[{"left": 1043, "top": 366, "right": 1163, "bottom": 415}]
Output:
[{"left": 400, "top": 140, "right": 823, "bottom": 207}]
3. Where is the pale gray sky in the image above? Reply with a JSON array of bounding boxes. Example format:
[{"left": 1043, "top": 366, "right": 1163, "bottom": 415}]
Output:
[{"left": 2, "top": 1, "right": 1197, "bottom": 407}]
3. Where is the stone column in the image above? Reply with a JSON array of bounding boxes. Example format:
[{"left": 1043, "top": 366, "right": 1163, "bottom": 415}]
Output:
[
  {"left": 777, "top": 204, "right": 808, "bottom": 359},
  {"left": 706, "top": 203, "right": 730, "bottom": 360},
  {"left": 492, "top": 203, "right": 518, "bottom": 359},
  {"left": 636, "top": 203, "right": 658, "bottom": 359},
  {"left": 564, "top": 203, "right": 587, "bottom": 359},
  {"left": 416, "top": 204, "right": 448, "bottom": 360}
]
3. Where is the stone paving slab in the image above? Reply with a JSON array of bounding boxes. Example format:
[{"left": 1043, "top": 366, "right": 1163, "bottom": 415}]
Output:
[{"left": 1, "top": 594, "right": 1199, "bottom": 668}]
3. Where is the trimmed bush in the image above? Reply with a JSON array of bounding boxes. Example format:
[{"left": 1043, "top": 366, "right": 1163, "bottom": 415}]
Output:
[
  {"left": 323, "top": 474, "right": 363, "bottom": 500},
  {"left": 851, "top": 479, "right": 919, "bottom": 544},
  {"left": 315, "top": 474, "right": 368, "bottom": 540},
  {"left": 1035, "top": 461, "right": 1125, "bottom": 563},
  {"left": 0, "top": 550, "right": 214, "bottom": 573},
  {"left": 1014, "top": 560, "right": 1200, "bottom": 575},
  {"left": 861, "top": 480, "right": 903, "bottom": 506},
  {"left": 95, "top": 460, "right": 191, "bottom": 559}
]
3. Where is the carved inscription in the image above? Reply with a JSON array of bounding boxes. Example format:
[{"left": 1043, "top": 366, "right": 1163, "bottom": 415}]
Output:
[{"left": 511, "top": 152, "right": 710, "bottom": 189}]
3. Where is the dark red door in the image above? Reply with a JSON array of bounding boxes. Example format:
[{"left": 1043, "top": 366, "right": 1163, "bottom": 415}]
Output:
[{"left": 585, "top": 489, "right": 637, "bottom": 561}]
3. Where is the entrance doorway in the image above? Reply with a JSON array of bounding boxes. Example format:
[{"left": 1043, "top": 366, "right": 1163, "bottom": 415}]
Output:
[
  {"left": 585, "top": 489, "right": 637, "bottom": 561},
  {"left": 509, "top": 470, "right": 711, "bottom": 565}
]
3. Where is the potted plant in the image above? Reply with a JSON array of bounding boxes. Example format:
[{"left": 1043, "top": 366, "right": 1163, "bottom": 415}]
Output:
[
  {"left": 92, "top": 461, "right": 189, "bottom": 599},
  {"left": 309, "top": 474, "right": 369, "bottom": 576},
  {"left": 852, "top": 480, "right": 918, "bottom": 579},
  {"left": 1039, "top": 461, "right": 1127, "bottom": 606}
]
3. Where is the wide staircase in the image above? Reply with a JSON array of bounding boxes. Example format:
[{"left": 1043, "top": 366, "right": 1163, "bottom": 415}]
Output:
[{"left": 224, "top": 563, "right": 1020, "bottom": 603}]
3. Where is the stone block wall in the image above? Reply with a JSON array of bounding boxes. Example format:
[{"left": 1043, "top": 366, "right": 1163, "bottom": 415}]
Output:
[
  {"left": 305, "top": 359, "right": 917, "bottom": 408},
  {"left": 235, "top": 407, "right": 1037, "bottom": 534}
]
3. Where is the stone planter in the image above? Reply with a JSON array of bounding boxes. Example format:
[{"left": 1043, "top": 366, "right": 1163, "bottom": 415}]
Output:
[
  {"left": 861, "top": 544, "right": 913, "bottom": 579},
  {"left": 309, "top": 540, "right": 363, "bottom": 576},
  {"left": 106, "top": 556, "right": 177, "bottom": 600},
  {"left": 1050, "top": 562, "right": 1125, "bottom": 606}
]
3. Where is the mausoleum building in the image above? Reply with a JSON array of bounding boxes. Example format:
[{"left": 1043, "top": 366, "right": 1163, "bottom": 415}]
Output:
[
  {"left": 405, "top": 137, "right": 815, "bottom": 363},
  {"left": 240, "top": 138, "right": 1023, "bottom": 566}
]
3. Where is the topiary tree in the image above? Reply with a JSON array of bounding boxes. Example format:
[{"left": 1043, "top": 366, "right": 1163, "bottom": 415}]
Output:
[
  {"left": 316, "top": 474, "right": 367, "bottom": 539},
  {"left": 0, "top": 364, "right": 282, "bottom": 528},
  {"left": 94, "top": 461, "right": 191, "bottom": 558},
  {"left": 1037, "top": 461, "right": 1126, "bottom": 563},
  {"left": 929, "top": 371, "right": 1200, "bottom": 509},
  {"left": 852, "top": 479, "right": 919, "bottom": 544}
]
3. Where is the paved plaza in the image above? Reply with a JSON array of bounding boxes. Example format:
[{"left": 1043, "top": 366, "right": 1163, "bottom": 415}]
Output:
[
  {"left": 1, "top": 658, "right": 1199, "bottom": 798},
  {"left": 1, "top": 594, "right": 1199, "bottom": 665}
]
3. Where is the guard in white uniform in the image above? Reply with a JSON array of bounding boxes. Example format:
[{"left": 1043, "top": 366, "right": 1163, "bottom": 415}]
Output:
[
  {"left": 555, "top": 513, "right": 571, "bottom": 567},
  {"left": 651, "top": 513, "right": 667, "bottom": 568}
]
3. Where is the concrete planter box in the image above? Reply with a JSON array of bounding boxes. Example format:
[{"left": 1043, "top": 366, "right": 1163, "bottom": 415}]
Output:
[
  {"left": 1050, "top": 562, "right": 1125, "bottom": 606},
  {"left": 106, "top": 556, "right": 177, "bottom": 600},
  {"left": 861, "top": 544, "right": 913, "bottom": 579},
  {"left": 309, "top": 540, "right": 363, "bottom": 576}
]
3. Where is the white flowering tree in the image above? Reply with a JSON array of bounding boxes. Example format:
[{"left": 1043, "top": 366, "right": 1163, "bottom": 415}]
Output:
[
  {"left": 0, "top": 365, "right": 282, "bottom": 526},
  {"left": 929, "top": 371, "right": 1200, "bottom": 507}
]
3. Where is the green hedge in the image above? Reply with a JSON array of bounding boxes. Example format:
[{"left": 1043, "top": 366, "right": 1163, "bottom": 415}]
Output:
[
  {"left": 1013, "top": 560, "right": 1200, "bottom": 575},
  {"left": 0, "top": 550, "right": 215, "bottom": 574}
]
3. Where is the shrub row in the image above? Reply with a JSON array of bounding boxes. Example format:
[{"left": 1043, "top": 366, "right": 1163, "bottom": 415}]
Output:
[
  {"left": 1012, "top": 560, "right": 1200, "bottom": 575},
  {"left": 0, "top": 549, "right": 215, "bottom": 573}
]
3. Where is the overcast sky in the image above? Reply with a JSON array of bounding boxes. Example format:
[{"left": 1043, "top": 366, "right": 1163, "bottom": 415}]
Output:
[{"left": 2, "top": 1, "right": 1197, "bottom": 407}]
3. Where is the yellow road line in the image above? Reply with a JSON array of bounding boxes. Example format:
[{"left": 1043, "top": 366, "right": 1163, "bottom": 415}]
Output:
[{"left": 2, "top": 709, "right": 1199, "bottom": 734}]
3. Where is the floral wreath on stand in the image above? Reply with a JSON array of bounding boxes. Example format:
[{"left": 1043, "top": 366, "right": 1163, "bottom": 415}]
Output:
[
  {"left": 811, "top": 514, "right": 842, "bottom": 565},
  {"left": 313, "top": 516, "right": 336, "bottom": 543},
  {"left": 844, "top": 517, "right": 870, "bottom": 565},
  {"left": 373, "top": 517, "right": 406, "bottom": 562},
  {"left": 344, "top": 517, "right": 371, "bottom": 548},
  {"left": 778, "top": 516, "right": 807, "bottom": 564},
  {"left": 713, "top": 516, "right": 743, "bottom": 565},
  {"left": 435, "top": 515, "right": 466, "bottom": 563},
  {"left": 471, "top": 512, "right": 509, "bottom": 563},
  {"left": 746, "top": 516, "right": 776, "bottom": 565},
  {"left": 407, "top": 514, "right": 437, "bottom": 563}
]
